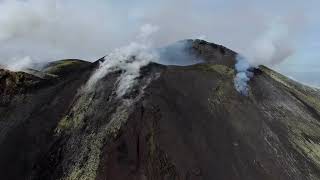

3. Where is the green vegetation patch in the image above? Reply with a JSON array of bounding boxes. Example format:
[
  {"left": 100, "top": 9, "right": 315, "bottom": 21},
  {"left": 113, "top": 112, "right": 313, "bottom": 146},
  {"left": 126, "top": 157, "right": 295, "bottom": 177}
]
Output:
[
  {"left": 55, "top": 115, "right": 72, "bottom": 134},
  {"left": 189, "top": 63, "right": 234, "bottom": 76},
  {"left": 287, "top": 119, "right": 320, "bottom": 169},
  {"left": 64, "top": 103, "right": 131, "bottom": 180},
  {"left": 55, "top": 94, "right": 94, "bottom": 134},
  {"left": 43, "top": 59, "right": 89, "bottom": 75}
]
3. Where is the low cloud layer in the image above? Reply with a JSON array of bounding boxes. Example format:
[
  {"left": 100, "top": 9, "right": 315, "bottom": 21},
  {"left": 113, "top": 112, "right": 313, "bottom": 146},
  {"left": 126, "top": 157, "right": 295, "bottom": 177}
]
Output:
[{"left": 0, "top": 0, "right": 308, "bottom": 72}]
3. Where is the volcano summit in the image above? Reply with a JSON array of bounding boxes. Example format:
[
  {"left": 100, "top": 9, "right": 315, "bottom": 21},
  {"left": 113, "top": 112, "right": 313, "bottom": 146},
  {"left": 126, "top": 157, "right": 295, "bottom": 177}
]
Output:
[{"left": 0, "top": 40, "right": 320, "bottom": 180}]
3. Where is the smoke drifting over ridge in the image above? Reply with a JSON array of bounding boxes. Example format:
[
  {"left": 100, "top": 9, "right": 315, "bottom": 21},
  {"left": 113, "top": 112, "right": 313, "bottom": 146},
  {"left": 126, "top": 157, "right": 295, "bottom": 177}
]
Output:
[
  {"left": 244, "top": 20, "right": 296, "bottom": 66},
  {"left": 233, "top": 19, "right": 299, "bottom": 95},
  {"left": 85, "top": 24, "right": 159, "bottom": 97},
  {"left": 0, "top": 0, "right": 307, "bottom": 71}
]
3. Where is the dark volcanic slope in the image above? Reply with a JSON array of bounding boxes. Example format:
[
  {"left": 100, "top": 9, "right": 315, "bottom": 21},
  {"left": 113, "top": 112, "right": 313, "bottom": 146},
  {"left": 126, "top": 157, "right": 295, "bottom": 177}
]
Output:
[{"left": 1, "top": 40, "right": 320, "bottom": 180}]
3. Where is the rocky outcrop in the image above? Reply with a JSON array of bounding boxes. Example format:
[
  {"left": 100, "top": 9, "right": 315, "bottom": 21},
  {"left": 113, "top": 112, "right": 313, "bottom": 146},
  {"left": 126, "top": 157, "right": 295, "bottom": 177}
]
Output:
[{"left": 0, "top": 40, "right": 320, "bottom": 180}]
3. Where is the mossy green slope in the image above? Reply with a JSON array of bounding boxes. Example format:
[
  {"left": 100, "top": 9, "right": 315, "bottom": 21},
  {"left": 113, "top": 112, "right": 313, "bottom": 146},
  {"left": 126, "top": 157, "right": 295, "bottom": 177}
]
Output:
[{"left": 43, "top": 59, "right": 91, "bottom": 76}]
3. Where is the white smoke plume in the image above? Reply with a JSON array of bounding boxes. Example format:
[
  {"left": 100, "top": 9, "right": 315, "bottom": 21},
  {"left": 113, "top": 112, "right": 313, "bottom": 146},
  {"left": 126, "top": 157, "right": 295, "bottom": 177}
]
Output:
[
  {"left": 3, "top": 56, "right": 34, "bottom": 71},
  {"left": 234, "top": 20, "right": 298, "bottom": 95},
  {"left": 244, "top": 20, "right": 295, "bottom": 66},
  {"left": 234, "top": 55, "right": 253, "bottom": 96},
  {"left": 85, "top": 25, "right": 206, "bottom": 97},
  {"left": 85, "top": 24, "right": 159, "bottom": 97}
]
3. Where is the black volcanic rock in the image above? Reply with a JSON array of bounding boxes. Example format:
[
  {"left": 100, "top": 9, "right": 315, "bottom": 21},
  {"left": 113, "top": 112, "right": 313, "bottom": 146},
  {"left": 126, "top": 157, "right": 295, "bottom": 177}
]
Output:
[
  {"left": 190, "top": 39, "right": 236, "bottom": 66},
  {"left": 0, "top": 40, "right": 320, "bottom": 180}
]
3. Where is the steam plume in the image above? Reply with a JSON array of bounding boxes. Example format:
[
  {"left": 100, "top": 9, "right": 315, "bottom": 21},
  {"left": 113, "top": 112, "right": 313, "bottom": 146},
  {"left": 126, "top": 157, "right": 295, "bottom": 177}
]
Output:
[
  {"left": 234, "top": 20, "right": 297, "bottom": 95},
  {"left": 85, "top": 24, "right": 159, "bottom": 97},
  {"left": 4, "top": 56, "right": 33, "bottom": 71},
  {"left": 234, "top": 56, "right": 253, "bottom": 96},
  {"left": 244, "top": 20, "right": 295, "bottom": 66},
  {"left": 157, "top": 40, "right": 203, "bottom": 65}
]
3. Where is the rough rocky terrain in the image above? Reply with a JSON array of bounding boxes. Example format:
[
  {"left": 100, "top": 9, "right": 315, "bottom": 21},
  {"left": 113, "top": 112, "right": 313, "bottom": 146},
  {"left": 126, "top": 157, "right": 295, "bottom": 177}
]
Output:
[{"left": 0, "top": 40, "right": 320, "bottom": 180}]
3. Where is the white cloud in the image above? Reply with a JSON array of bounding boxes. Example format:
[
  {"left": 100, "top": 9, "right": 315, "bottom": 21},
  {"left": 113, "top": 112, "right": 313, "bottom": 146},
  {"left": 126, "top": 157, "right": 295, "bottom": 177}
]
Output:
[{"left": 0, "top": 0, "right": 312, "bottom": 75}]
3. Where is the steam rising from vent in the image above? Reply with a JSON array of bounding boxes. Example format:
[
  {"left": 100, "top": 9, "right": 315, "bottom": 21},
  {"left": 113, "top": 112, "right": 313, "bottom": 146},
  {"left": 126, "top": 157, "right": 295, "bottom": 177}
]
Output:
[
  {"left": 234, "top": 56, "right": 253, "bottom": 96},
  {"left": 4, "top": 56, "right": 34, "bottom": 72},
  {"left": 234, "top": 20, "right": 296, "bottom": 96},
  {"left": 158, "top": 40, "right": 203, "bottom": 65},
  {"left": 85, "top": 25, "right": 205, "bottom": 97},
  {"left": 85, "top": 24, "right": 159, "bottom": 97}
]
